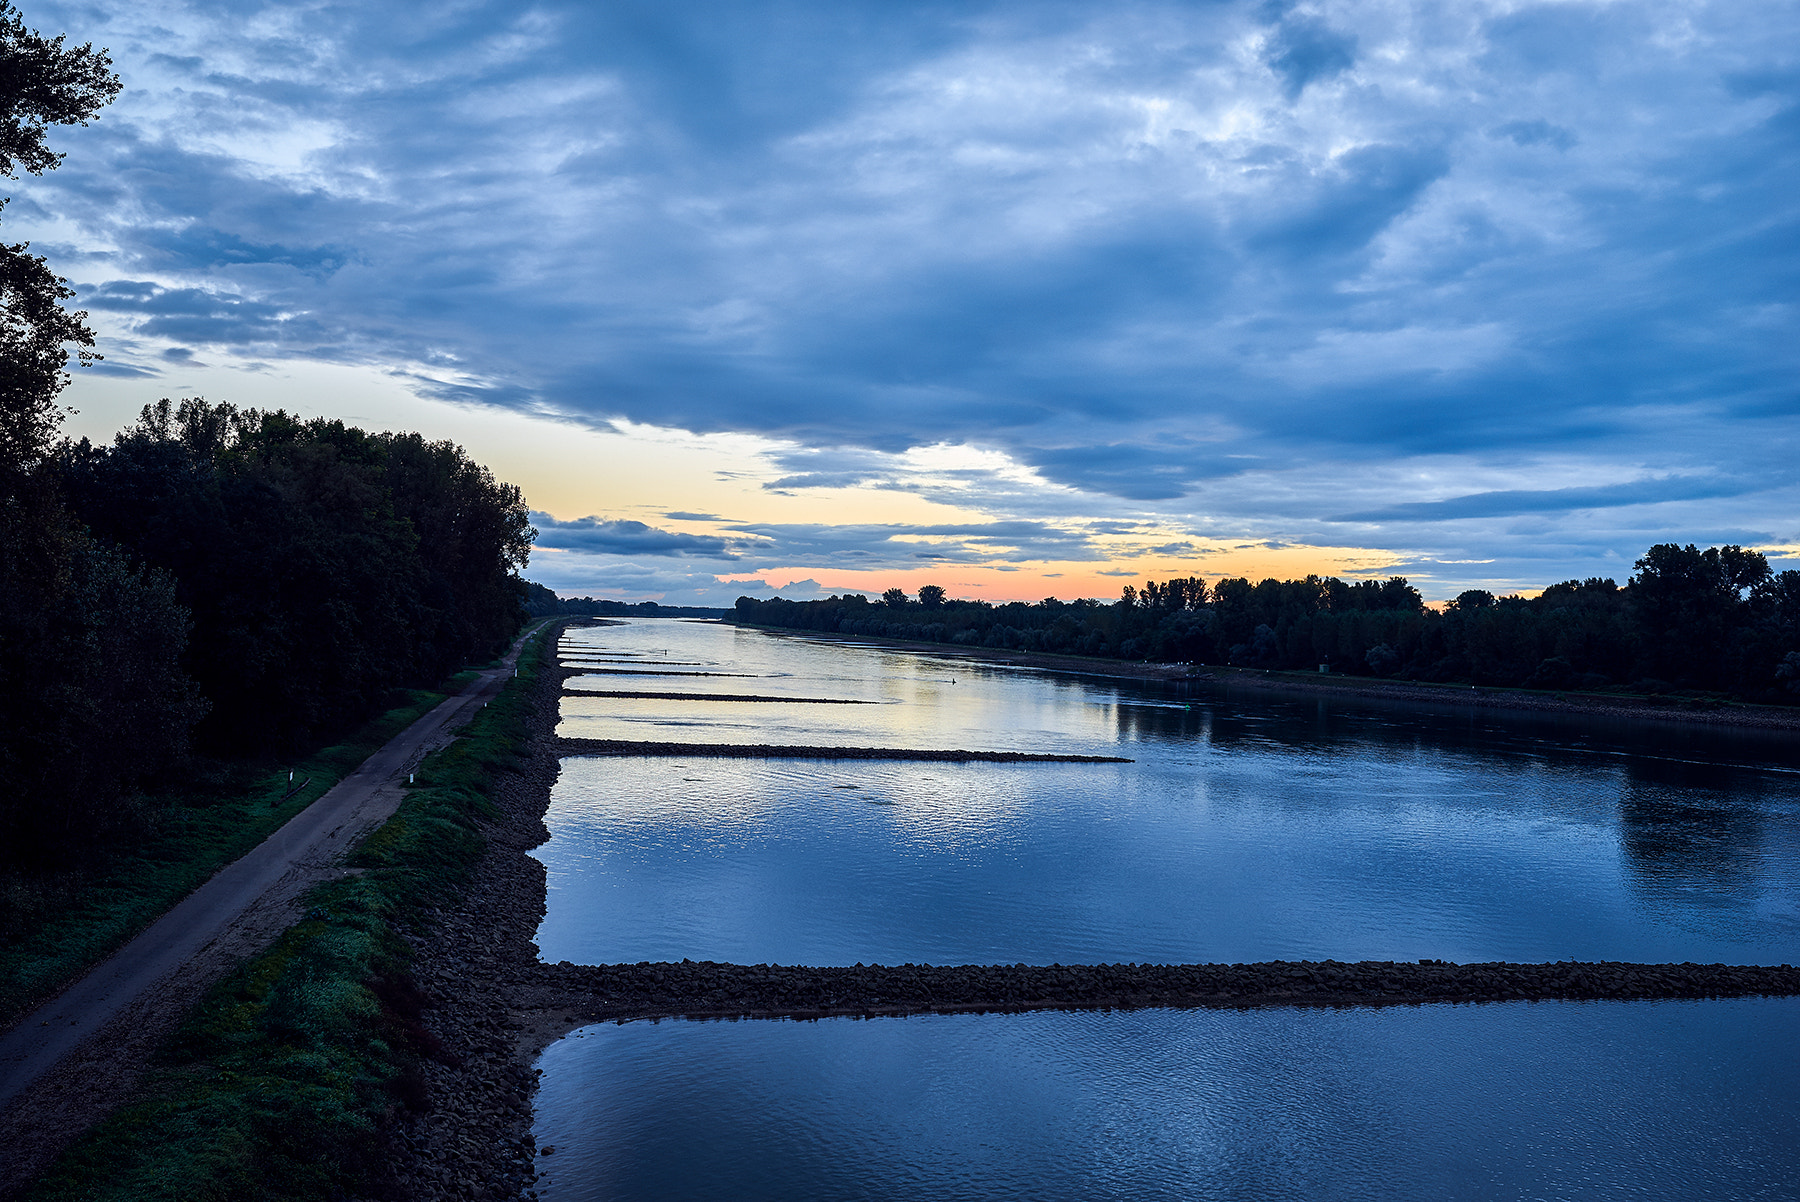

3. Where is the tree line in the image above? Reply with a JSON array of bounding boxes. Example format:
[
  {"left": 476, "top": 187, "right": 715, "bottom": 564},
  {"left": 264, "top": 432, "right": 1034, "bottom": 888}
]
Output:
[
  {"left": 521, "top": 582, "right": 726, "bottom": 619},
  {"left": 3, "top": 397, "right": 535, "bottom": 864},
  {"left": 736, "top": 547, "right": 1800, "bottom": 704},
  {"left": 0, "top": 11, "right": 536, "bottom": 868}
]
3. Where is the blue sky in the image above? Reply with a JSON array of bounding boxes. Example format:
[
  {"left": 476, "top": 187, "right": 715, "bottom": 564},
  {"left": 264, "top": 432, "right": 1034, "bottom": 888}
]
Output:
[{"left": 17, "top": 0, "right": 1800, "bottom": 604}]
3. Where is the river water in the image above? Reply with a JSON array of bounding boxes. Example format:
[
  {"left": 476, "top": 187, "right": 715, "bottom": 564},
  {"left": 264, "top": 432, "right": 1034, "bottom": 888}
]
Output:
[{"left": 531, "top": 618, "right": 1800, "bottom": 1200}]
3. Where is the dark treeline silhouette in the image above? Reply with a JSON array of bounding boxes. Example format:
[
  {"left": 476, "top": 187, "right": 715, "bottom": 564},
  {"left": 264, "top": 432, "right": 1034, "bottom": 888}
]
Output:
[
  {"left": 522, "top": 581, "right": 727, "bottom": 619},
  {"left": 60, "top": 398, "right": 535, "bottom": 749},
  {"left": 3, "top": 397, "right": 533, "bottom": 865},
  {"left": 737, "top": 549, "right": 1800, "bottom": 704},
  {"left": 0, "top": 6, "right": 178, "bottom": 864}
]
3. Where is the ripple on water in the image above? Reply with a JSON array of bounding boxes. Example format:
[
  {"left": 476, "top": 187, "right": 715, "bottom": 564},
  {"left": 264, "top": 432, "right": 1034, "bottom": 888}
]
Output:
[{"left": 530, "top": 998, "right": 1800, "bottom": 1202}]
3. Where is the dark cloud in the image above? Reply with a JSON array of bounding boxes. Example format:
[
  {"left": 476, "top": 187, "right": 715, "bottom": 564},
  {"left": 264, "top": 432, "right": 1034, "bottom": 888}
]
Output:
[
  {"left": 14, "top": 0, "right": 1800, "bottom": 592},
  {"left": 766, "top": 472, "right": 884, "bottom": 491},
  {"left": 722, "top": 520, "right": 1105, "bottom": 568},
  {"left": 1490, "top": 119, "right": 1576, "bottom": 151},
  {"left": 531, "top": 513, "right": 739, "bottom": 559},
  {"left": 1264, "top": 13, "right": 1357, "bottom": 100},
  {"left": 81, "top": 279, "right": 318, "bottom": 346},
  {"left": 81, "top": 359, "right": 159, "bottom": 378},
  {"left": 1335, "top": 477, "right": 1750, "bottom": 524}
]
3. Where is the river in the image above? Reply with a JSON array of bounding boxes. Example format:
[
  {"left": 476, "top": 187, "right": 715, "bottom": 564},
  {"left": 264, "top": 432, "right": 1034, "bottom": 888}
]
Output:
[{"left": 529, "top": 618, "right": 1800, "bottom": 1200}]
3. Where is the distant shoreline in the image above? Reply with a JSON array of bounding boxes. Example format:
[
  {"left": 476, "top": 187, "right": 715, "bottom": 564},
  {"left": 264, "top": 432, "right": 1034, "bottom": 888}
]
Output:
[{"left": 739, "top": 622, "right": 1800, "bottom": 734}]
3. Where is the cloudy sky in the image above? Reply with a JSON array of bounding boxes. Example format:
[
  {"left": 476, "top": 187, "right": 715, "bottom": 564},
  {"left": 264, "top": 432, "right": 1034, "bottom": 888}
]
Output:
[{"left": 17, "top": 0, "right": 1799, "bottom": 604}]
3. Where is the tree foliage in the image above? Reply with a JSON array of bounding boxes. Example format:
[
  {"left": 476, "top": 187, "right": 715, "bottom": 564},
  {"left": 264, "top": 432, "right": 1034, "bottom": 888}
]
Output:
[
  {"left": 0, "top": 0, "right": 120, "bottom": 179},
  {"left": 736, "top": 546, "right": 1800, "bottom": 704},
  {"left": 0, "top": 0, "right": 117, "bottom": 475},
  {"left": 58, "top": 398, "right": 534, "bottom": 754},
  {"left": 0, "top": 488, "right": 204, "bottom": 858}
]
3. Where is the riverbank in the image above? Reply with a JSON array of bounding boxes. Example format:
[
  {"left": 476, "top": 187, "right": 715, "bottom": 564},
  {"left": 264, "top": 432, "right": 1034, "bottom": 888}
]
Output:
[
  {"left": 747, "top": 624, "right": 1800, "bottom": 733},
  {"left": 11, "top": 628, "right": 553, "bottom": 1202}
]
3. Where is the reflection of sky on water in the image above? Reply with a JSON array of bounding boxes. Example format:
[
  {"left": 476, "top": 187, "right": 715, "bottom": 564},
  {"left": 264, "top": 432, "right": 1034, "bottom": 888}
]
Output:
[
  {"left": 538, "top": 621, "right": 1800, "bottom": 967},
  {"left": 531, "top": 999, "right": 1800, "bottom": 1202}
]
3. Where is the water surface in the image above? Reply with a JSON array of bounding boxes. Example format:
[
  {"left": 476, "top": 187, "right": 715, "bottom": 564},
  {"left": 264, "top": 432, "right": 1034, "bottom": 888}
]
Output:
[
  {"left": 533, "top": 999, "right": 1800, "bottom": 1202},
  {"left": 532, "top": 619, "right": 1800, "bottom": 1201},
  {"left": 537, "top": 621, "right": 1800, "bottom": 966}
]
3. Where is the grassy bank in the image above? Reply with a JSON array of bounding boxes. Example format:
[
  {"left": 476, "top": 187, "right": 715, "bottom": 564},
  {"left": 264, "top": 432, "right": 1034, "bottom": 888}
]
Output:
[
  {"left": 20, "top": 623, "right": 553, "bottom": 1202},
  {"left": 0, "top": 675, "right": 478, "bottom": 1028}
]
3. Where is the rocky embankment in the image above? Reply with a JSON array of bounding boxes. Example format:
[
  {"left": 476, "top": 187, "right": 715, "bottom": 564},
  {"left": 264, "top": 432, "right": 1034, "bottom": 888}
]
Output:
[
  {"left": 526, "top": 957, "right": 1800, "bottom": 1020},
  {"left": 562, "top": 689, "right": 873, "bottom": 703},
  {"left": 378, "top": 630, "right": 1800, "bottom": 1201},
  {"left": 370, "top": 656, "right": 568, "bottom": 1202},
  {"left": 550, "top": 735, "right": 1130, "bottom": 762}
]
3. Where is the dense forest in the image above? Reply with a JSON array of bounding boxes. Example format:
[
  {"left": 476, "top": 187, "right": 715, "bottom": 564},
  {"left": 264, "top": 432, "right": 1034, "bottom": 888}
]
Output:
[
  {"left": 522, "top": 582, "right": 726, "bottom": 619},
  {"left": 2, "top": 394, "right": 535, "bottom": 864},
  {"left": 736, "top": 549, "right": 1800, "bottom": 704}
]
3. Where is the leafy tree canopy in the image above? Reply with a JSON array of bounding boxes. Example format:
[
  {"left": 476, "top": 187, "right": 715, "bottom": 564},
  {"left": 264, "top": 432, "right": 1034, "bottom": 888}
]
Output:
[{"left": 0, "top": 0, "right": 118, "bottom": 477}]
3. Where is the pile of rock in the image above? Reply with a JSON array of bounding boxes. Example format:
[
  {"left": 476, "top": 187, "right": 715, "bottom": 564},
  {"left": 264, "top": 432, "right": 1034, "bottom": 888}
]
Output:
[
  {"left": 371, "top": 651, "right": 569, "bottom": 1202},
  {"left": 524, "top": 956, "right": 1800, "bottom": 1022}
]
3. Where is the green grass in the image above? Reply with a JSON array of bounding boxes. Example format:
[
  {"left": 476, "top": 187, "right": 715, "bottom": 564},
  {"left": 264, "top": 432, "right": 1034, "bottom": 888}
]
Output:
[
  {"left": 0, "top": 673, "right": 477, "bottom": 1028},
  {"left": 23, "top": 625, "right": 551, "bottom": 1202}
]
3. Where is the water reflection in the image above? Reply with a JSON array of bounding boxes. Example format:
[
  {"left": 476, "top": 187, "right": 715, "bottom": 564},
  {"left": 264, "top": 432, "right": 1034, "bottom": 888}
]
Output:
[
  {"left": 532, "top": 999, "right": 1800, "bottom": 1202},
  {"left": 538, "top": 620, "right": 1800, "bottom": 967}
]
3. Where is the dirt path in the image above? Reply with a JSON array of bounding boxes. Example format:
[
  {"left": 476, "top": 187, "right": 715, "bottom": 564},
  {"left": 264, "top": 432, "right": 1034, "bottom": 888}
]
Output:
[{"left": 0, "top": 625, "right": 545, "bottom": 1194}]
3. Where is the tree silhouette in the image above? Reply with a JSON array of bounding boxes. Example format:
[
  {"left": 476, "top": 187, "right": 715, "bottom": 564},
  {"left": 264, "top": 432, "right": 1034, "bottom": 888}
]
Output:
[{"left": 0, "top": 0, "right": 119, "bottom": 474}]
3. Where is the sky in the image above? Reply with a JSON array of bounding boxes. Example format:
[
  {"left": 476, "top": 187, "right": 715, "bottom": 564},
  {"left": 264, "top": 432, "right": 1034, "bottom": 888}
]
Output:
[{"left": 13, "top": 0, "right": 1799, "bottom": 605}]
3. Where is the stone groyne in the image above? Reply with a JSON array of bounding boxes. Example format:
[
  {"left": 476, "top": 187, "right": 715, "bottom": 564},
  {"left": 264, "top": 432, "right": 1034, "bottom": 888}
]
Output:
[
  {"left": 549, "top": 736, "right": 1131, "bottom": 762},
  {"left": 520, "top": 957, "right": 1800, "bottom": 1023}
]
